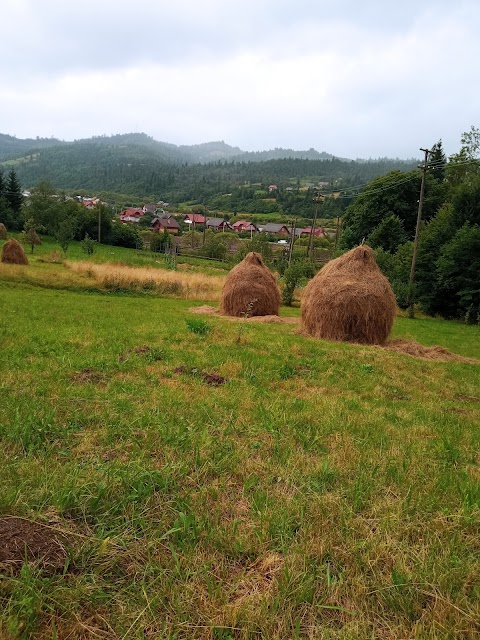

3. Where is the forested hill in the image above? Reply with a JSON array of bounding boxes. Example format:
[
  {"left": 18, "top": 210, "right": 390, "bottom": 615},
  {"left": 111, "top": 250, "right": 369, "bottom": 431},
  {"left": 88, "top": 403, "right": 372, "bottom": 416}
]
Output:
[
  {"left": 0, "top": 132, "right": 340, "bottom": 165},
  {"left": 4, "top": 139, "right": 417, "bottom": 201}
]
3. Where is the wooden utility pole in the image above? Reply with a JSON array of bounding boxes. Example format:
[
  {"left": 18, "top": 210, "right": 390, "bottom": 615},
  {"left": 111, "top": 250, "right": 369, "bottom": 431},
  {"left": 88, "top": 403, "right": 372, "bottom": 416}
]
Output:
[
  {"left": 203, "top": 206, "right": 207, "bottom": 246},
  {"left": 334, "top": 215, "right": 341, "bottom": 251},
  {"left": 407, "top": 147, "right": 430, "bottom": 318},
  {"left": 288, "top": 219, "right": 296, "bottom": 266},
  {"left": 307, "top": 193, "right": 320, "bottom": 258}
]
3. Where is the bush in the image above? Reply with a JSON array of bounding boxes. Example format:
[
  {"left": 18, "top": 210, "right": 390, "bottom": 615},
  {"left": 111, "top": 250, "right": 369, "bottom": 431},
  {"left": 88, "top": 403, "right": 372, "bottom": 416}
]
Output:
[
  {"left": 108, "top": 222, "right": 141, "bottom": 248},
  {"left": 282, "top": 259, "right": 316, "bottom": 306}
]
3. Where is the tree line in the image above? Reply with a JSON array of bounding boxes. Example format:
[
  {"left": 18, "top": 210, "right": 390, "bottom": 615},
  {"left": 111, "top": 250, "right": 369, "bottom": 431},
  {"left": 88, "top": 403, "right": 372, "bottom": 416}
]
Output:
[{"left": 341, "top": 128, "right": 480, "bottom": 322}]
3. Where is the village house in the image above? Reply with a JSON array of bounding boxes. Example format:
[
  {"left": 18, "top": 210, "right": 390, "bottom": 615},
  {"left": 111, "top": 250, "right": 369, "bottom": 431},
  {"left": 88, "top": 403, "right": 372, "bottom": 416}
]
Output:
[
  {"left": 301, "top": 227, "right": 328, "bottom": 238},
  {"left": 261, "top": 223, "right": 290, "bottom": 236},
  {"left": 268, "top": 184, "right": 278, "bottom": 192},
  {"left": 184, "top": 213, "right": 206, "bottom": 225},
  {"left": 151, "top": 216, "right": 180, "bottom": 234},
  {"left": 119, "top": 208, "right": 145, "bottom": 223},
  {"left": 143, "top": 203, "right": 158, "bottom": 215},
  {"left": 206, "top": 218, "right": 233, "bottom": 231}
]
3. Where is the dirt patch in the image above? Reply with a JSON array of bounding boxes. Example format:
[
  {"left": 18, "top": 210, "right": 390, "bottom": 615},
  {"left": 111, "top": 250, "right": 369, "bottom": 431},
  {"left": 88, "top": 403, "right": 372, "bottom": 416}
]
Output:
[
  {"left": 0, "top": 516, "right": 71, "bottom": 575},
  {"left": 71, "top": 368, "right": 106, "bottom": 383},
  {"left": 132, "top": 345, "right": 151, "bottom": 354},
  {"left": 384, "top": 339, "right": 479, "bottom": 363},
  {"left": 173, "top": 366, "right": 227, "bottom": 386}
]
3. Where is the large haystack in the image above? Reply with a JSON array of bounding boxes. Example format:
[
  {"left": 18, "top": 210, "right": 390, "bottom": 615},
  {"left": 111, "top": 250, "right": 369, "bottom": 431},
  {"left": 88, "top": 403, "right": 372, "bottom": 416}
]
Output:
[
  {"left": 0, "top": 223, "right": 7, "bottom": 240},
  {"left": 221, "top": 252, "right": 281, "bottom": 317},
  {"left": 301, "top": 245, "right": 396, "bottom": 344},
  {"left": 1, "top": 238, "right": 29, "bottom": 265}
]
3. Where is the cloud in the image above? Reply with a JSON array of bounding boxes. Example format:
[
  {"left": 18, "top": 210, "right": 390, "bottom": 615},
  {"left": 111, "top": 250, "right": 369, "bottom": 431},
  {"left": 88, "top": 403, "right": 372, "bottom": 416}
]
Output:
[{"left": 1, "top": 0, "right": 479, "bottom": 157}]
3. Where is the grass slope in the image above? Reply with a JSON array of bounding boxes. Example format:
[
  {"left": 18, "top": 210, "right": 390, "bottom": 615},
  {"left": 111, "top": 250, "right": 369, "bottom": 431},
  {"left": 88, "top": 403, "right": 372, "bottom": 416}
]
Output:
[{"left": 0, "top": 279, "right": 479, "bottom": 638}]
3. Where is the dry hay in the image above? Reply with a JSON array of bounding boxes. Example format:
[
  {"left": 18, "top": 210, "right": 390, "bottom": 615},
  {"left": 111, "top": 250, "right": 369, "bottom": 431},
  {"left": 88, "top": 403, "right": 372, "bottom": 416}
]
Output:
[
  {"left": 0, "top": 222, "right": 7, "bottom": 239},
  {"left": 301, "top": 245, "right": 396, "bottom": 345},
  {"left": 0, "top": 516, "right": 70, "bottom": 575},
  {"left": 385, "top": 339, "right": 479, "bottom": 363},
  {"left": 220, "top": 252, "right": 281, "bottom": 317},
  {"left": 1, "top": 237, "right": 28, "bottom": 265},
  {"left": 188, "top": 305, "right": 299, "bottom": 324}
]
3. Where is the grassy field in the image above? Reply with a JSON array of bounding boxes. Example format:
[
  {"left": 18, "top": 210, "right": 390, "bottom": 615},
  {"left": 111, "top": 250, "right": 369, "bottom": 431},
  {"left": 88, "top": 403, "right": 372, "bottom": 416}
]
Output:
[{"left": 0, "top": 257, "right": 479, "bottom": 638}]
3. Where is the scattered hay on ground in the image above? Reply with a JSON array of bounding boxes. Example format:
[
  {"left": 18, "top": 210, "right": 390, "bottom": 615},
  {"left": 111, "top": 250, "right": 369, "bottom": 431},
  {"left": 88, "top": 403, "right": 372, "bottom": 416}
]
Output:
[
  {"left": 221, "top": 252, "right": 281, "bottom": 317},
  {"left": 188, "top": 305, "right": 299, "bottom": 324},
  {"left": 0, "top": 516, "right": 70, "bottom": 575},
  {"left": 302, "top": 245, "right": 396, "bottom": 345},
  {"left": 1, "top": 237, "right": 29, "bottom": 265},
  {"left": 189, "top": 305, "right": 219, "bottom": 315},
  {"left": 0, "top": 223, "right": 7, "bottom": 239},
  {"left": 384, "top": 339, "right": 479, "bottom": 363}
]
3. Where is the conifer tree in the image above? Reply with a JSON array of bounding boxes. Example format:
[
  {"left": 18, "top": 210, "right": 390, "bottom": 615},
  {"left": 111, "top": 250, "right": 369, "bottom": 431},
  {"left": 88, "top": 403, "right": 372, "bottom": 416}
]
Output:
[
  {"left": 6, "top": 168, "right": 23, "bottom": 214},
  {"left": 429, "top": 140, "right": 446, "bottom": 182}
]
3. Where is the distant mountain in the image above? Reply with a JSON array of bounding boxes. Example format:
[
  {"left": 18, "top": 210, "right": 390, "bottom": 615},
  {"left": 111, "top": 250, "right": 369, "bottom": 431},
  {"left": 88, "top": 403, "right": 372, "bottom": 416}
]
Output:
[
  {"left": 0, "top": 132, "right": 344, "bottom": 165},
  {"left": 0, "top": 131, "right": 417, "bottom": 201},
  {"left": 0, "top": 133, "right": 65, "bottom": 161}
]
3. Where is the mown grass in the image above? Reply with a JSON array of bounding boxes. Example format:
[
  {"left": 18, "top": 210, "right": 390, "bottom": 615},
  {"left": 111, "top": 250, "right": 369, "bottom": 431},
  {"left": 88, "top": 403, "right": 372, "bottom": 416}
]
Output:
[{"left": 0, "top": 280, "right": 479, "bottom": 639}]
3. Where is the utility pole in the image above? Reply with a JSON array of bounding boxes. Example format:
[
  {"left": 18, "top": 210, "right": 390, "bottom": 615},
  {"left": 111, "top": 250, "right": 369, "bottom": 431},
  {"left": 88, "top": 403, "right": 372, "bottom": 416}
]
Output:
[
  {"left": 407, "top": 147, "right": 430, "bottom": 318},
  {"left": 307, "top": 192, "right": 320, "bottom": 258},
  {"left": 203, "top": 205, "right": 207, "bottom": 246},
  {"left": 334, "top": 215, "right": 341, "bottom": 251},
  {"left": 288, "top": 218, "right": 296, "bottom": 266}
]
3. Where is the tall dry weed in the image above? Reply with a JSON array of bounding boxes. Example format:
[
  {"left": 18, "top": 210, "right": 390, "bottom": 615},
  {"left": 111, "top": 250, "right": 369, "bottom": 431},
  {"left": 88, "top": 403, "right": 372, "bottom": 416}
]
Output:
[{"left": 65, "top": 261, "right": 226, "bottom": 300}]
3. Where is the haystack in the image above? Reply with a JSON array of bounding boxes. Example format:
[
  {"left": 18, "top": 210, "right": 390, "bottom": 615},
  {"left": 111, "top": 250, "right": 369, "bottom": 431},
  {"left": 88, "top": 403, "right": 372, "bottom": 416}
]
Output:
[
  {"left": 0, "top": 223, "right": 7, "bottom": 240},
  {"left": 301, "top": 245, "right": 396, "bottom": 344},
  {"left": 1, "top": 238, "right": 29, "bottom": 265},
  {"left": 221, "top": 252, "right": 281, "bottom": 317}
]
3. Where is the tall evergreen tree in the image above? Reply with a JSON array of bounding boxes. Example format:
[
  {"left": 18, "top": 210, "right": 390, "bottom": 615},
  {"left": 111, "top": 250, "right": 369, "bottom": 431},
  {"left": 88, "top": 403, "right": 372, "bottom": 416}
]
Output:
[
  {"left": 429, "top": 140, "right": 446, "bottom": 182},
  {"left": 6, "top": 168, "right": 23, "bottom": 214}
]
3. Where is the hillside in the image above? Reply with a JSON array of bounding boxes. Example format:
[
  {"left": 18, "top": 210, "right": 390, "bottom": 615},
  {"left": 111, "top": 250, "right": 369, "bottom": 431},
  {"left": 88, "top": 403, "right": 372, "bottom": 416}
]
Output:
[
  {"left": 2, "top": 135, "right": 417, "bottom": 204},
  {"left": 0, "top": 244, "right": 479, "bottom": 638}
]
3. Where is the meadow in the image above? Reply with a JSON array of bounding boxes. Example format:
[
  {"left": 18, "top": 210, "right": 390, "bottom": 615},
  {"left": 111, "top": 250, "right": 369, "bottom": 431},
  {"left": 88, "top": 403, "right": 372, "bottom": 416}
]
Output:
[{"left": 0, "top": 242, "right": 479, "bottom": 639}]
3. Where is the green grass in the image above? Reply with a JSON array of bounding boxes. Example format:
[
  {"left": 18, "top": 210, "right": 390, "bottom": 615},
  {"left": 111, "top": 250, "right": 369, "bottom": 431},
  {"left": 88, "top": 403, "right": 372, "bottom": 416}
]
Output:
[{"left": 0, "top": 278, "right": 479, "bottom": 638}]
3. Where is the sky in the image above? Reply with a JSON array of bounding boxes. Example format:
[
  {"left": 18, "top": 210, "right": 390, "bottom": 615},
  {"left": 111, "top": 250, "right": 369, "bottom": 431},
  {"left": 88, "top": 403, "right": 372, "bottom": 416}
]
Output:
[{"left": 1, "top": 0, "right": 479, "bottom": 159}]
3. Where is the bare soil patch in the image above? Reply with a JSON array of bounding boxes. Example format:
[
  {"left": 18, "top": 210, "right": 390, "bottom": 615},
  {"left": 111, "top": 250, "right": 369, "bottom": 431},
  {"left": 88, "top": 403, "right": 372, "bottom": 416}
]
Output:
[
  {"left": 0, "top": 516, "right": 70, "bottom": 574},
  {"left": 173, "top": 366, "right": 227, "bottom": 386},
  {"left": 71, "top": 368, "right": 106, "bottom": 383}
]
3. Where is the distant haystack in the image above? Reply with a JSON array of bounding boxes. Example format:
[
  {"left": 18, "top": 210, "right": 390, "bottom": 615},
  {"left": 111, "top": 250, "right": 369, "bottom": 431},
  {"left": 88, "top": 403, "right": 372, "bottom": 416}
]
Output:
[
  {"left": 301, "top": 245, "right": 396, "bottom": 344},
  {"left": 1, "top": 238, "right": 29, "bottom": 265},
  {"left": 221, "top": 252, "right": 281, "bottom": 317},
  {"left": 0, "top": 223, "right": 7, "bottom": 240}
]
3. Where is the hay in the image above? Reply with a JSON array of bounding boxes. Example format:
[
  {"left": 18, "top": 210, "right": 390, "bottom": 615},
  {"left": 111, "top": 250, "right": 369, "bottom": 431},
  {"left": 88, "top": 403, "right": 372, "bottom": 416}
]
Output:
[
  {"left": 0, "top": 223, "right": 7, "bottom": 240},
  {"left": 384, "top": 339, "right": 479, "bottom": 363},
  {"left": 301, "top": 245, "right": 396, "bottom": 344},
  {"left": 1, "top": 237, "right": 29, "bottom": 265},
  {"left": 220, "top": 252, "right": 281, "bottom": 317}
]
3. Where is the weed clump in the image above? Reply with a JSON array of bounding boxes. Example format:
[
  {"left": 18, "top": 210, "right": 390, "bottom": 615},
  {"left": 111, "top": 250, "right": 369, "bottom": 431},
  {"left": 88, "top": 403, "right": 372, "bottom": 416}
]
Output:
[
  {"left": 221, "top": 252, "right": 281, "bottom": 317},
  {"left": 301, "top": 245, "right": 397, "bottom": 344},
  {"left": 1, "top": 238, "right": 29, "bottom": 265}
]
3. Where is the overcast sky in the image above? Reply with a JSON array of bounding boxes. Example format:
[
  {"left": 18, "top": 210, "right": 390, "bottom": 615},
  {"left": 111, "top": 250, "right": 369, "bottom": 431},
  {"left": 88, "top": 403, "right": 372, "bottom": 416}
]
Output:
[{"left": 1, "top": 0, "right": 479, "bottom": 159}]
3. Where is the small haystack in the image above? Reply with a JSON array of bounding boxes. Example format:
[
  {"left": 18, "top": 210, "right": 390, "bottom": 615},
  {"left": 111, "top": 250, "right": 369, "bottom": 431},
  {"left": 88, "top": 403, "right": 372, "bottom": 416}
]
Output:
[
  {"left": 221, "top": 252, "right": 281, "bottom": 317},
  {"left": 0, "top": 223, "right": 7, "bottom": 240},
  {"left": 1, "top": 237, "right": 29, "bottom": 265},
  {"left": 301, "top": 245, "right": 396, "bottom": 344}
]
